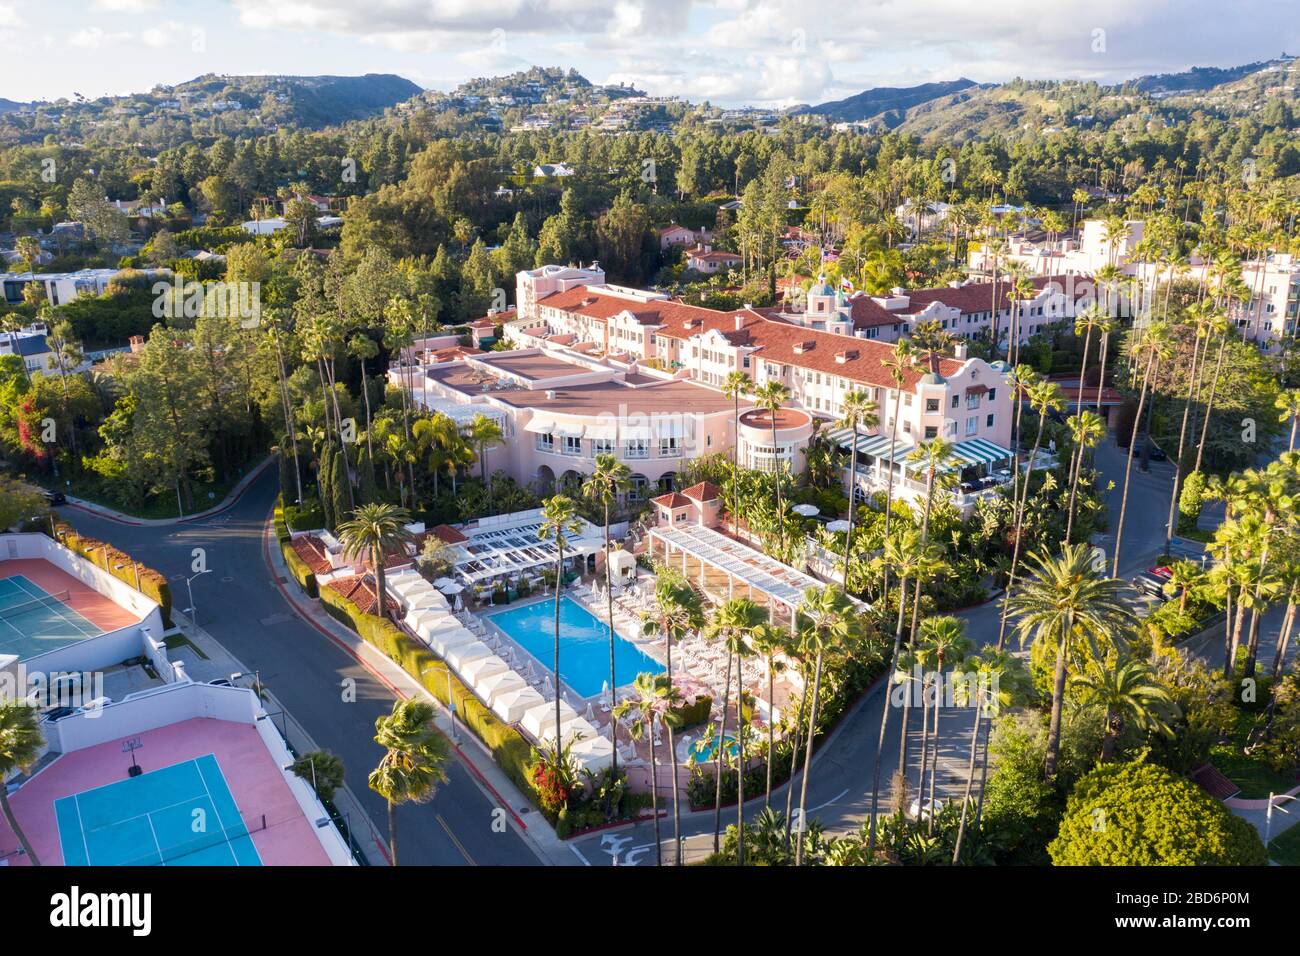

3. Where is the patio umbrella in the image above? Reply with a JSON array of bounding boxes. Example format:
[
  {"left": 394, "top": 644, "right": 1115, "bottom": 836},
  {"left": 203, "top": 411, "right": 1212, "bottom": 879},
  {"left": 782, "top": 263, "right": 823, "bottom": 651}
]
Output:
[
  {"left": 583, "top": 702, "right": 597, "bottom": 722},
  {"left": 825, "top": 519, "right": 851, "bottom": 533},
  {"left": 432, "top": 577, "right": 457, "bottom": 589},
  {"left": 437, "top": 581, "right": 466, "bottom": 595},
  {"left": 792, "top": 503, "right": 820, "bottom": 517}
]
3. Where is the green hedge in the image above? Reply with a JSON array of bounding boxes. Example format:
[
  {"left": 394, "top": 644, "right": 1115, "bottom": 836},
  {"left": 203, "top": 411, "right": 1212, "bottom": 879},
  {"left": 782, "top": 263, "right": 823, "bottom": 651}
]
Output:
[
  {"left": 52, "top": 522, "right": 173, "bottom": 627},
  {"left": 281, "top": 539, "right": 319, "bottom": 598},
  {"left": 273, "top": 502, "right": 292, "bottom": 543},
  {"left": 672, "top": 694, "right": 713, "bottom": 729},
  {"left": 316, "top": 586, "right": 542, "bottom": 815}
]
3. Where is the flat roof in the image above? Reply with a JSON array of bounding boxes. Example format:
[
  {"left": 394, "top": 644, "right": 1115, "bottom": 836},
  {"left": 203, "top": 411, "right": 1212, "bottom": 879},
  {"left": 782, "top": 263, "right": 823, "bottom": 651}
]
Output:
[
  {"left": 491, "top": 378, "right": 735, "bottom": 415},
  {"left": 473, "top": 351, "right": 594, "bottom": 382}
]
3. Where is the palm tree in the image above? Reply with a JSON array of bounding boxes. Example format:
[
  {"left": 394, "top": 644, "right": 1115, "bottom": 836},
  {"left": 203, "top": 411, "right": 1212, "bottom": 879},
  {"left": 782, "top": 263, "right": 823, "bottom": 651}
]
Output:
[
  {"left": 468, "top": 413, "right": 506, "bottom": 490},
  {"left": 368, "top": 699, "right": 450, "bottom": 865},
  {"left": 1163, "top": 302, "right": 1215, "bottom": 554},
  {"left": 879, "top": 339, "right": 916, "bottom": 605},
  {"left": 703, "top": 597, "right": 764, "bottom": 861},
  {"left": 950, "top": 649, "right": 1031, "bottom": 864},
  {"left": 1192, "top": 311, "right": 1232, "bottom": 475},
  {"left": 1007, "top": 544, "right": 1137, "bottom": 781},
  {"left": 538, "top": 495, "right": 583, "bottom": 756},
  {"left": 0, "top": 702, "right": 44, "bottom": 865},
  {"left": 641, "top": 572, "right": 704, "bottom": 864},
  {"left": 337, "top": 503, "right": 413, "bottom": 622},
  {"left": 1070, "top": 657, "right": 1176, "bottom": 761},
  {"left": 721, "top": 370, "right": 752, "bottom": 527},
  {"left": 1277, "top": 389, "right": 1300, "bottom": 453},
  {"left": 836, "top": 389, "right": 880, "bottom": 589},
  {"left": 1113, "top": 320, "right": 1172, "bottom": 576},
  {"left": 614, "top": 673, "right": 680, "bottom": 866},
  {"left": 792, "top": 584, "right": 860, "bottom": 865},
  {"left": 1064, "top": 409, "right": 1106, "bottom": 543},
  {"left": 748, "top": 622, "right": 787, "bottom": 806},
  {"left": 582, "top": 454, "right": 632, "bottom": 784},
  {"left": 750, "top": 380, "right": 793, "bottom": 553},
  {"left": 996, "top": 379, "right": 1065, "bottom": 648},
  {"left": 916, "top": 615, "right": 970, "bottom": 833}
]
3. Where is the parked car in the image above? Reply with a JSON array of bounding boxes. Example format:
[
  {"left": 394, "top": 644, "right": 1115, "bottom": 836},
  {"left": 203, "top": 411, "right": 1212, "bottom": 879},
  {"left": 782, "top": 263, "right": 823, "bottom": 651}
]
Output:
[
  {"left": 1136, "top": 444, "right": 1167, "bottom": 461},
  {"left": 207, "top": 677, "right": 233, "bottom": 687},
  {"left": 908, "top": 797, "right": 947, "bottom": 821},
  {"left": 42, "top": 489, "right": 66, "bottom": 505},
  {"left": 1132, "top": 567, "right": 1172, "bottom": 599}
]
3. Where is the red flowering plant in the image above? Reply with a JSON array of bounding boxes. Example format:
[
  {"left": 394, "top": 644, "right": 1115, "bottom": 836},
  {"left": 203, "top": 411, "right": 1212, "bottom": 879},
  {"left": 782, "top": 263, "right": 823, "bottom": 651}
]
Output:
[
  {"left": 530, "top": 740, "right": 580, "bottom": 815},
  {"left": 16, "top": 396, "right": 51, "bottom": 468}
]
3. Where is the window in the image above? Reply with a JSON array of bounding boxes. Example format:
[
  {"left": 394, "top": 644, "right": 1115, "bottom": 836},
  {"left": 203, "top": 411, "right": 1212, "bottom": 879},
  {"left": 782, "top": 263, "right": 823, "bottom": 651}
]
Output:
[
  {"left": 535, "top": 433, "right": 554, "bottom": 452},
  {"left": 926, "top": 398, "right": 940, "bottom": 413},
  {"left": 924, "top": 425, "right": 938, "bottom": 439},
  {"left": 966, "top": 416, "right": 978, "bottom": 436},
  {"left": 562, "top": 435, "right": 582, "bottom": 456},
  {"left": 660, "top": 437, "right": 680, "bottom": 457},
  {"left": 987, "top": 388, "right": 996, "bottom": 402},
  {"left": 966, "top": 393, "right": 981, "bottom": 410},
  {"left": 625, "top": 439, "right": 649, "bottom": 459},
  {"left": 986, "top": 413, "right": 995, "bottom": 428},
  {"left": 950, "top": 395, "right": 960, "bottom": 409},
  {"left": 593, "top": 438, "right": 615, "bottom": 455},
  {"left": 904, "top": 392, "right": 913, "bottom": 407}
]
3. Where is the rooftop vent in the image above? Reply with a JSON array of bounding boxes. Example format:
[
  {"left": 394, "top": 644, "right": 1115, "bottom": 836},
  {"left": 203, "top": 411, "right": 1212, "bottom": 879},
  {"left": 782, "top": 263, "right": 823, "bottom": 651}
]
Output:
[
  {"left": 793, "top": 340, "right": 814, "bottom": 354},
  {"left": 546, "top": 389, "right": 556, "bottom": 399},
  {"left": 835, "top": 349, "right": 858, "bottom": 364}
]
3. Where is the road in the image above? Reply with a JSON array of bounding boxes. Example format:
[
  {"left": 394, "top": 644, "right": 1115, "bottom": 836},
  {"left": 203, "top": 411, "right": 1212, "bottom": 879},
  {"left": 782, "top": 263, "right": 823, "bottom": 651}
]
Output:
[{"left": 59, "top": 468, "right": 541, "bottom": 866}]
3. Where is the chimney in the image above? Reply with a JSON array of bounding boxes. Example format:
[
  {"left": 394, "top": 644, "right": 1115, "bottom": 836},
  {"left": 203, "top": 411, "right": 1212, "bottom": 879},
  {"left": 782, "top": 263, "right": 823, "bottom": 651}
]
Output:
[
  {"left": 734, "top": 314, "right": 745, "bottom": 331},
  {"left": 129, "top": 335, "right": 145, "bottom": 353},
  {"left": 953, "top": 341, "right": 968, "bottom": 360},
  {"left": 545, "top": 389, "right": 556, "bottom": 400}
]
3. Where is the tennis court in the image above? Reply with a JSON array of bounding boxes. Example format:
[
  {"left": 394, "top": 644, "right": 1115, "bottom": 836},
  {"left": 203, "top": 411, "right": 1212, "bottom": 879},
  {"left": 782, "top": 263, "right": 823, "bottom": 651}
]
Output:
[
  {"left": 54, "top": 754, "right": 264, "bottom": 866},
  {"left": 0, "top": 574, "right": 103, "bottom": 662}
]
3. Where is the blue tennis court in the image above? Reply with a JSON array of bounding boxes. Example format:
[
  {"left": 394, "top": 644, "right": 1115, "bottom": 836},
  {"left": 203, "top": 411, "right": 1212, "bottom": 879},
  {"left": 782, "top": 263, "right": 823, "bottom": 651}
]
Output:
[
  {"left": 0, "top": 574, "right": 102, "bottom": 662},
  {"left": 55, "top": 754, "right": 264, "bottom": 866}
]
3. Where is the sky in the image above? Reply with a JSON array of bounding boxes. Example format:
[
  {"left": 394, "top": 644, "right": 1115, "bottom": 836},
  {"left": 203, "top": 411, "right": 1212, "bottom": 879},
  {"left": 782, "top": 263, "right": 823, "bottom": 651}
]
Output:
[{"left": 0, "top": 0, "right": 1297, "bottom": 108}]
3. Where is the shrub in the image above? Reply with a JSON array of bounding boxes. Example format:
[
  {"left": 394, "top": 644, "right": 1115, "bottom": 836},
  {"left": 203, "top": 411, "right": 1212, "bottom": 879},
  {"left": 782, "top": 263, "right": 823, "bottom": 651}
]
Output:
[
  {"left": 50, "top": 522, "right": 173, "bottom": 626},
  {"left": 281, "top": 539, "right": 319, "bottom": 598},
  {"left": 1048, "top": 761, "right": 1267, "bottom": 865}
]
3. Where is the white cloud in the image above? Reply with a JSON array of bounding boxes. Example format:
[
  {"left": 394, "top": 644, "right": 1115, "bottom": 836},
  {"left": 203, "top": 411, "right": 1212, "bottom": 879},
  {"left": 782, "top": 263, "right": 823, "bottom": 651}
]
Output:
[
  {"left": 140, "top": 20, "right": 183, "bottom": 48},
  {"left": 69, "top": 27, "right": 132, "bottom": 49},
  {"left": 89, "top": 0, "right": 159, "bottom": 12}
]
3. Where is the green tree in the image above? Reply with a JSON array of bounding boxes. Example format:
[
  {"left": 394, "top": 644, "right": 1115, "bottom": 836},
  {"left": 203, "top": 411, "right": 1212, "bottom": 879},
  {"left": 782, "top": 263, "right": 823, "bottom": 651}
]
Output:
[
  {"left": 614, "top": 673, "right": 681, "bottom": 866},
  {"left": 337, "top": 503, "right": 414, "bottom": 622},
  {"left": 538, "top": 495, "right": 583, "bottom": 757},
  {"left": 368, "top": 699, "right": 450, "bottom": 866}
]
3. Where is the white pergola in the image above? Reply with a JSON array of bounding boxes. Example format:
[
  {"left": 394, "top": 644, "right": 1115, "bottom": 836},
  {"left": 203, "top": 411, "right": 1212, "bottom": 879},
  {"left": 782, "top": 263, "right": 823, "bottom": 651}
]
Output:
[
  {"left": 450, "top": 518, "right": 604, "bottom": 584},
  {"left": 647, "top": 524, "right": 832, "bottom": 631}
]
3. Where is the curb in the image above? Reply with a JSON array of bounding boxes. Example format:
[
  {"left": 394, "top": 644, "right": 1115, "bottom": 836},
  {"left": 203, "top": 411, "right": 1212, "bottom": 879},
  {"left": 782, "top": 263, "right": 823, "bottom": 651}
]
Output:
[{"left": 62, "top": 455, "right": 274, "bottom": 527}]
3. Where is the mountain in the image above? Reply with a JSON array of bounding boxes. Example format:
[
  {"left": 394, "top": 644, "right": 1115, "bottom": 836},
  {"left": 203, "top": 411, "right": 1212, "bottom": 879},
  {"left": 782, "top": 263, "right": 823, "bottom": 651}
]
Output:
[
  {"left": 791, "top": 78, "right": 981, "bottom": 124},
  {"left": 1124, "top": 58, "right": 1291, "bottom": 94},
  {"left": 163, "top": 73, "right": 423, "bottom": 127},
  {"left": 0, "top": 98, "right": 26, "bottom": 114}
]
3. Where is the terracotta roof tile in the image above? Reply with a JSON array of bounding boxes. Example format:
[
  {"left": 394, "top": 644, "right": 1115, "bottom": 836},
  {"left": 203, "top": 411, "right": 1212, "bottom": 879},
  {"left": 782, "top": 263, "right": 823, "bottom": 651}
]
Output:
[
  {"left": 652, "top": 491, "right": 691, "bottom": 508},
  {"left": 680, "top": 480, "right": 721, "bottom": 502}
]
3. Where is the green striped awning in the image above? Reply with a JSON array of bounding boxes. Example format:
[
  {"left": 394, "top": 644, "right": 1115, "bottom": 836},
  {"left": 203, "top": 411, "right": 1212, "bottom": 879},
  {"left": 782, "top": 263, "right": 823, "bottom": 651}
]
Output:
[
  {"left": 826, "top": 427, "right": 912, "bottom": 462},
  {"left": 947, "top": 437, "right": 1014, "bottom": 469}
]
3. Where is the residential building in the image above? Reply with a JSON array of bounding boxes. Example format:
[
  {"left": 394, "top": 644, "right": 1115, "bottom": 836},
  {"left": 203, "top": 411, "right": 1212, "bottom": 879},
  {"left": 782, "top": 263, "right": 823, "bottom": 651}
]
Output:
[{"left": 685, "top": 244, "right": 742, "bottom": 274}]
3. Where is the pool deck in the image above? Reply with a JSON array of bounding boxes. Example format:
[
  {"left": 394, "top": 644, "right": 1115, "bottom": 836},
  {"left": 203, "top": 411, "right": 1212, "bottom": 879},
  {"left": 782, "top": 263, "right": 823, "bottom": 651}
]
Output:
[
  {"left": 0, "top": 559, "right": 142, "bottom": 634},
  {"left": 0, "top": 717, "right": 331, "bottom": 866}
]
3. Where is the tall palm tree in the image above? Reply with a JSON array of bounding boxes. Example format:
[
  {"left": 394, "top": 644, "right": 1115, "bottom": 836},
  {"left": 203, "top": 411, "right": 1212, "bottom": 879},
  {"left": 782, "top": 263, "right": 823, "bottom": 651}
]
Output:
[
  {"left": 879, "top": 339, "right": 916, "bottom": 605},
  {"left": 1192, "top": 311, "right": 1232, "bottom": 475},
  {"left": 538, "top": 495, "right": 583, "bottom": 757},
  {"left": 1064, "top": 409, "right": 1106, "bottom": 544},
  {"left": 337, "top": 503, "right": 413, "bottom": 622},
  {"left": 702, "top": 597, "right": 764, "bottom": 860},
  {"left": 614, "top": 673, "right": 680, "bottom": 867},
  {"left": 368, "top": 698, "right": 450, "bottom": 866},
  {"left": 1007, "top": 544, "right": 1137, "bottom": 781},
  {"left": 750, "top": 379, "right": 793, "bottom": 553},
  {"left": 721, "top": 370, "right": 752, "bottom": 528},
  {"left": 0, "top": 702, "right": 44, "bottom": 865},
  {"left": 1113, "top": 320, "right": 1172, "bottom": 576},
  {"left": 1163, "top": 302, "right": 1215, "bottom": 554},
  {"left": 950, "top": 649, "right": 1031, "bottom": 864},
  {"left": 1277, "top": 389, "right": 1300, "bottom": 453},
  {"left": 1070, "top": 657, "right": 1177, "bottom": 761},
  {"left": 748, "top": 622, "right": 787, "bottom": 806},
  {"left": 792, "top": 584, "right": 860, "bottom": 866},
  {"left": 916, "top": 615, "right": 970, "bottom": 833},
  {"left": 996, "top": 379, "right": 1065, "bottom": 648},
  {"left": 641, "top": 573, "right": 704, "bottom": 864},
  {"left": 835, "top": 389, "right": 880, "bottom": 589},
  {"left": 468, "top": 413, "right": 506, "bottom": 491},
  {"left": 582, "top": 454, "right": 632, "bottom": 784}
]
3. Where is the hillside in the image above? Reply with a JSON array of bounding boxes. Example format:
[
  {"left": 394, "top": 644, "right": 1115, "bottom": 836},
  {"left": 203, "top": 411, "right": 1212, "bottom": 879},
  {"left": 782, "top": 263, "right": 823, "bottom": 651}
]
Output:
[{"left": 791, "top": 79, "right": 980, "bottom": 123}]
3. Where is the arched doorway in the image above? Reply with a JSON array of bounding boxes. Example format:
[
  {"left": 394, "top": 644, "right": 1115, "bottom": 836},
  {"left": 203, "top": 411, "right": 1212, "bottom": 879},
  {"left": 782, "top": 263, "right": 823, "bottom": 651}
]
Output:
[{"left": 535, "top": 465, "right": 555, "bottom": 494}]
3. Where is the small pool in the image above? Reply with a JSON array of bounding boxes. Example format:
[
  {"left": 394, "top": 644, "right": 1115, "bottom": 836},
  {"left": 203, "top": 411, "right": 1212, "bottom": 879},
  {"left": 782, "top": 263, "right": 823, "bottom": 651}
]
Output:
[
  {"left": 488, "top": 596, "right": 664, "bottom": 698},
  {"left": 690, "top": 734, "right": 740, "bottom": 764}
]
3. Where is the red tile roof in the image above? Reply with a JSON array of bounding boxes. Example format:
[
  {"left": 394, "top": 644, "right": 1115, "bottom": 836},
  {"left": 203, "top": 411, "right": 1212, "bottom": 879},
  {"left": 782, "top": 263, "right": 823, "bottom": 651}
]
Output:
[
  {"left": 429, "top": 523, "right": 468, "bottom": 544},
  {"left": 652, "top": 491, "right": 691, "bottom": 508},
  {"left": 290, "top": 535, "right": 333, "bottom": 576},
  {"left": 680, "top": 480, "right": 721, "bottom": 502},
  {"left": 325, "top": 574, "right": 401, "bottom": 618}
]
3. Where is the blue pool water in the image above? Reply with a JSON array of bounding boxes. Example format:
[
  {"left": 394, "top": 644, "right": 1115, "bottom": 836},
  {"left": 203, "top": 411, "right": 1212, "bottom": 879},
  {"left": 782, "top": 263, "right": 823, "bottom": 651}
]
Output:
[
  {"left": 488, "top": 596, "right": 664, "bottom": 698},
  {"left": 55, "top": 754, "right": 262, "bottom": 866},
  {"left": 691, "top": 735, "right": 739, "bottom": 764}
]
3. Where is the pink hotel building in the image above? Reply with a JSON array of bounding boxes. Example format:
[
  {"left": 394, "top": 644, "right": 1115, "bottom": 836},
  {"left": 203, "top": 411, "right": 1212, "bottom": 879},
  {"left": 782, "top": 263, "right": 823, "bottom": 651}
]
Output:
[{"left": 395, "top": 264, "right": 1018, "bottom": 512}]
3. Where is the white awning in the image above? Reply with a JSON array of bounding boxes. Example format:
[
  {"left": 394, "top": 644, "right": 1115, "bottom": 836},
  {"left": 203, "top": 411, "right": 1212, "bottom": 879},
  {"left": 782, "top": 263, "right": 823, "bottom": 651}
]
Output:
[
  {"left": 524, "top": 418, "right": 555, "bottom": 435},
  {"left": 651, "top": 417, "right": 691, "bottom": 439},
  {"left": 585, "top": 421, "right": 620, "bottom": 440},
  {"left": 621, "top": 424, "right": 653, "bottom": 441},
  {"left": 553, "top": 422, "right": 585, "bottom": 439}
]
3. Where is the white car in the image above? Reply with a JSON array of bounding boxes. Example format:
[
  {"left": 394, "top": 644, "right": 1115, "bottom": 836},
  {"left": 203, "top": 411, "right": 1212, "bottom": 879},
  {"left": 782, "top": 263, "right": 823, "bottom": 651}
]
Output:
[{"left": 908, "top": 797, "right": 947, "bottom": 820}]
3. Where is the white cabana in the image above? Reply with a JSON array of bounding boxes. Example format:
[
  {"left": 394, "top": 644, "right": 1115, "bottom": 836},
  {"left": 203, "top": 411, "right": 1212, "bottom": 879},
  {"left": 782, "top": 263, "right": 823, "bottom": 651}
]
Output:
[
  {"left": 476, "top": 670, "right": 525, "bottom": 699},
  {"left": 408, "top": 589, "right": 450, "bottom": 611},
  {"left": 407, "top": 607, "right": 451, "bottom": 631},
  {"left": 521, "top": 699, "right": 581, "bottom": 740},
  {"left": 446, "top": 640, "right": 495, "bottom": 670},
  {"left": 491, "top": 686, "right": 546, "bottom": 723},
  {"left": 461, "top": 655, "right": 509, "bottom": 685},
  {"left": 607, "top": 548, "right": 637, "bottom": 585}
]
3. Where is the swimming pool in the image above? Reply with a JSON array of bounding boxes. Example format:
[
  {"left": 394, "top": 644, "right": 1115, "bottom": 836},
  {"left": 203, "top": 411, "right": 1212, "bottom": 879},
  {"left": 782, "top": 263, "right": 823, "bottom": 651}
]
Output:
[
  {"left": 488, "top": 596, "right": 664, "bottom": 698},
  {"left": 690, "top": 734, "right": 740, "bottom": 764}
]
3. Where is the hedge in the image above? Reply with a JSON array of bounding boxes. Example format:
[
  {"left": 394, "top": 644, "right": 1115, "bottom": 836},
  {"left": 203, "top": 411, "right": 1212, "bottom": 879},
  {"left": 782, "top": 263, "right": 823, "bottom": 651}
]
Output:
[
  {"left": 316, "top": 585, "right": 543, "bottom": 817},
  {"left": 280, "top": 539, "right": 319, "bottom": 598},
  {"left": 50, "top": 522, "right": 173, "bottom": 627},
  {"left": 272, "top": 502, "right": 292, "bottom": 543}
]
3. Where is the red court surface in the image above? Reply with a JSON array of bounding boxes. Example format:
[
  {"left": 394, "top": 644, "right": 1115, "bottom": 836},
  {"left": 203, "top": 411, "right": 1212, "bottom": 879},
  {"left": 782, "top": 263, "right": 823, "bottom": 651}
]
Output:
[
  {"left": 0, "top": 558, "right": 142, "bottom": 633},
  {"left": 0, "top": 717, "right": 332, "bottom": 866}
]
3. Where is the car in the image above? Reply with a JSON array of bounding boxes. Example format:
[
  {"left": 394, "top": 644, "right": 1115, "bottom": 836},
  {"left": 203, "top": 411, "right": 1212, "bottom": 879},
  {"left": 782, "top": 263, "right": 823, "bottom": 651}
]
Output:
[
  {"left": 1137, "top": 444, "right": 1167, "bottom": 461},
  {"left": 1132, "top": 571, "right": 1171, "bottom": 599},
  {"left": 207, "top": 677, "right": 233, "bottom": 687},
  {"left": 907, "top": 797, "right": 947, "bottom": 821},
  {"left": 42, "top": 490, "right": 66, "bottom": 505}
]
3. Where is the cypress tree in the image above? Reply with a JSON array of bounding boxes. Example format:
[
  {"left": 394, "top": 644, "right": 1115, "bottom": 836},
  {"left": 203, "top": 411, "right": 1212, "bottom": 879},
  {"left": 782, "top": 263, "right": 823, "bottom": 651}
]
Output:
[
  {"left": 278, "top": 437, "right": 296, "bottom": 506},
  {"left": 330, "top": 444, "right": 351, "bottom": 528},
  {"left": 318, "top": 442, "right": 334, "bottom": 530},
  {"left": 358, "top": 445, "right": 378, "bottom": 505}
]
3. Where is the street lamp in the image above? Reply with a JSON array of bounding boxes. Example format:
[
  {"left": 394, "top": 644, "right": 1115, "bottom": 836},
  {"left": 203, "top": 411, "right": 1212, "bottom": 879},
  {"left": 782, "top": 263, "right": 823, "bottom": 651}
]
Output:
[
  {"left": 421, "top": 662, "right": 459, "bottom": 744},
  {"left": 1264, "top": 791, "right": 1298, "bottom": 847},
  {"left": 183, "top": 568, "right": 211, "bottom": 626},
  {"left": 114, "top": 561, "right": 141, "bottom": 590}
]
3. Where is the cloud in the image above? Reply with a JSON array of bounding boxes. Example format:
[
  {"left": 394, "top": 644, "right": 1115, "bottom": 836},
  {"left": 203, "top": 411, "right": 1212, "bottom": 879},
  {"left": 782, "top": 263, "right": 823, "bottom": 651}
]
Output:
[
  {"left": 89, "top": 0, "right": 159, "bottom": 11},
  {"left": 69, "top": 26, "right": 132, "bottom": 48},
  {"left": 140, "top": 21, "right": 184, "bottom": 48}
]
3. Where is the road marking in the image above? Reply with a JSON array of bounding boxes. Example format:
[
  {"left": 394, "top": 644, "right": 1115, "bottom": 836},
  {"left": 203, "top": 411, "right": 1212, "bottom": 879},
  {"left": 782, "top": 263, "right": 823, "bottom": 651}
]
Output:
[
  {"left": 436, "top": 814, "right": 477, "bottom": 865},
  {"left": 808, "top": 788, "right": 850, "bottom": 814},
  {"left": 569, "top": 843, "right": 592, "bottom": 866}
]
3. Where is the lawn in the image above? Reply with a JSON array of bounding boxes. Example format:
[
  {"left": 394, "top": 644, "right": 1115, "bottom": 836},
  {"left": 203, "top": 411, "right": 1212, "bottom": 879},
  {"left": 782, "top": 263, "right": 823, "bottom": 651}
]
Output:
[
  {"left": 28, "top": 465, "right": 259, "bottom": 520},
  {"left": 1268, "top": 819, "right": 1300, "bottom": 866},
  {"left": 1209, "top": 710, "right": 1300, "bottom": 799}
]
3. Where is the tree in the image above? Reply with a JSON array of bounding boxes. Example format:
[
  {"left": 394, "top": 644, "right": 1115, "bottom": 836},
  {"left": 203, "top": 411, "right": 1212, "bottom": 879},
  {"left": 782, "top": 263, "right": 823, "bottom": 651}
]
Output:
[
  {"left": 337, "top": 503, "right": 414, "bottom": 622},
  {"left": 538, "top": 495, "right": 583, "bottom": 758},
  {"left": 1007, "top": 544, "right": 1137, "bottom": 782},
  {"left": 721, "top": 370, "right": 751, "bottom": 531},
  {"left": 915, "top": 615, "right": 970, "bottom": 831},
  {"left": 0, "top": 476, "right": 47, "bottom": 532},
  {"left": 750, "top": 379, "right": 792, "bottom": 553},
  {"left": 1048, "top": 761, "right": 1266, "bottom": 865},
  {"left": 1113, "top": 320, "right": 1171, "bottom": 576},
  {"left": 0, "top": 702, "right": 44, "bottom": 865},
  {"left": 836, "top": 388, "right": 879, "bottom": 589},
  {"left": 878, "top": 338, "right": 915, "bottom": 606},
  {"left": 582, "top": 453, "right": 631, "bottom": 784},
  {"left": 1070, "top": 657, "right": 1176, "bottom": 761},
  {"left": 368, "top": 699, "right": 450, "bottom": 866},
  {"left": 642, "top": 571, "right": 704, "bottom": 864},
  {"left": 290, "top": 750, "right": 346, "bottom": 802},
  {"left": 614, "top": 673, "right": 680, "bottom": 866},
  {"left": 468, "top": 413, "right": 506, "bottom": 492},
  {"left": 749, "top": 622, "right": 787, "bottom": 806},
  {"left": 1277, "top": 388, "right": 1300, "bottom": 453}
]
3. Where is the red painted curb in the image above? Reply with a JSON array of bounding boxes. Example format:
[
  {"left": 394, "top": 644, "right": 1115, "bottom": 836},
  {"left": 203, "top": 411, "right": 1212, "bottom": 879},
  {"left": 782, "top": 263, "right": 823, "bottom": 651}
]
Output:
[
  {"left": 260, "top": 512, "right": 528, "bottom": 832},
  {"left": 61, "top": 457, "right": 273, "bottom": 528}
]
